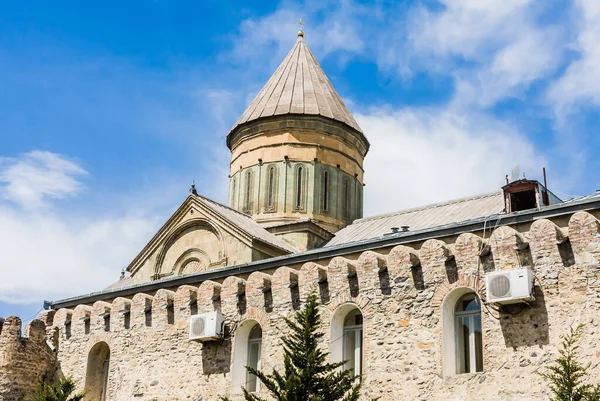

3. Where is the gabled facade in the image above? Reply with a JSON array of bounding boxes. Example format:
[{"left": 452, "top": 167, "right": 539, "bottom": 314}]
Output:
[{"left": 125, "top": 191, "right": 296, "bottom": 286}]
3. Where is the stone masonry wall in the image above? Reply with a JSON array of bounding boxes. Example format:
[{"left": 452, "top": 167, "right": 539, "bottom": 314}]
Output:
[
  {"left": 31, "top": 211, "right": 600, "bottom": 400},
  {"left": 0, "top": 315, "right": 58, "bottom": 401}
]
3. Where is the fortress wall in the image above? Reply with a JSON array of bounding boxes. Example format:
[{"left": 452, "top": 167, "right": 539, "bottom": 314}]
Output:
[
  {"left": 4, "top": 211, "right": 599, "bottom": 401},
  {"left": 0, "top": 317, "right": 57, "bottom": 401}
]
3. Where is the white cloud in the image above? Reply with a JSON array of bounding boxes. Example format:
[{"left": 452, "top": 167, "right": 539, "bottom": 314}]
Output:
[
  {"left": 548, "top": 0, "right": 600, "bottom": 115},
  {"left": 0, "top": 151, "right": 160, "bottom": 304},
  {"left": 378, "top": 0, "right": 566, "bottom": 107},
  {"left": 359, "top": 107, "right": 545, "bottom": 216},
  {"left": 0, "top": 151, "right": 87, "bottom": 208}
]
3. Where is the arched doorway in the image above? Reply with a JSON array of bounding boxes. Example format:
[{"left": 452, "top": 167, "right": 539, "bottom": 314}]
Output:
[{"left": 85, "top": 341, "right": 110, "bottom": 400}]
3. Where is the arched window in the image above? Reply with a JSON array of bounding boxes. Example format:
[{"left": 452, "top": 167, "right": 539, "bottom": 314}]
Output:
[
  {"left": 296, "top": 166, "right": 303, "bottom": 209},
  {"left": 454, "top": 293, "right": 483, "bottom": 374},
  {"left": 267, "top": 166, "right": 276, "bottom": 210},
  {"left": 322, "top": 171, "right": 329, "bottom": 212},
  {"left": 244, "top": 170, "right": 253, "bottom": 213},
  {"left": 442, "top": 290, "right": 483, "bottom": 375},
  {"left": 232, "top": 321, "right": 263, "bottom": 395},
  {"left": 85, "top": 342, "right": 110, "bottom": 401},
  {"left": 331, "top": 305, "right": 363, "bottom": 375},
  {"left": 246, "top": 325, "right": 263, "bottom": 392}
]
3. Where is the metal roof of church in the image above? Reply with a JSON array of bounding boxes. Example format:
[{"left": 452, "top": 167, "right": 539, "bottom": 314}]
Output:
[
  {"left": 229, "top": 32, "right": 363, "bottom": 135},
  {"left": 327, "top": 191, "right": 506, "bottom": 246}
]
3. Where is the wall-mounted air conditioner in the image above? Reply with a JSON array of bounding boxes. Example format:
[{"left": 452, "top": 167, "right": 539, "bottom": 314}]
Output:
[
  {"left": 189, "top": 311, "right": 224, "bottom": 341},
  {"left": 485, "top": 268, "right": 534, "bottom": 304}
]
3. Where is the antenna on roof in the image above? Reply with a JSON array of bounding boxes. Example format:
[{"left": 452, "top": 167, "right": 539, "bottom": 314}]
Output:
[{"left": 509, "top": 164, "right": 520, "bottom": 182}]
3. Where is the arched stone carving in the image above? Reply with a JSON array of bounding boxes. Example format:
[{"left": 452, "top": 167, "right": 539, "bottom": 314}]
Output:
[
  {"left": 173, "top": 248, "right": 212, "bottom": 275},
  {"left": 153, "top": 218, "right": 227, "bottom": 278}
]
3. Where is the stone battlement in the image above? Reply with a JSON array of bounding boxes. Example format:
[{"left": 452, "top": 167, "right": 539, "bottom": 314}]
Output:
[
  {"left": 5, "top": 211, "right": 600, "bottom": 400},
  {"left": 0, "top": 316, "right": 57, "bottom": 401},
  {"left": 46, "top": 212, "right": 600, "bottom": 340}
]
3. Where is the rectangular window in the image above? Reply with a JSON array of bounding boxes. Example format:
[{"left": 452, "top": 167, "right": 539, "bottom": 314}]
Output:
[
  {"left": 343, "top": 327, "right": 363, "bottom": 374},
  {"left": 455, "top": 314, "right": 483, "bottom": 373},
  {"left": 246, "top": 340, "right": 262, "bottom": 392}
]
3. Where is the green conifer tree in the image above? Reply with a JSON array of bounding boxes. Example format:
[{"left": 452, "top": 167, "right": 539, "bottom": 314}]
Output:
[
  {"left": 31, "top": 376, "right": 85, "bottom": 401},
  {"left": 222, "top": 292, "right": 361, "bottom": 401},
  {"left": 541, "top": 324, "right": 599, "bottom": 401}
]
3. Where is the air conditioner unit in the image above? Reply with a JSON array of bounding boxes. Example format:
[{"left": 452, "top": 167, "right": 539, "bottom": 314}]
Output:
[
  {"left": 189, "top": 311, "right": 224, "bottom": 341},
  {"left": 485, "top": 268, "right": 534, "bottom": 304}
]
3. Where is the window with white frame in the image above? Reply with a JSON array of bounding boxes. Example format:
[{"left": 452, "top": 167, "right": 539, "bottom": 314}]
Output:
[
  {"left": 342, "top": 309, "right": 363, "bottom": 375},
  {"left": 454, "top": 293, "right": 483, "bottom": 374},
  {"left": 246, "top": 325, "right": 262, "bottom": 393}
]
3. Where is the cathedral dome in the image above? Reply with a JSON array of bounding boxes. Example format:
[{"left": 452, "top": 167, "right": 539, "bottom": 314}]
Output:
[
  {"left": 227, "top": 34, "right": 364, "bottom": 146},
  {"left": 226, "top": 33, "right": 369, "bottom": 251}
]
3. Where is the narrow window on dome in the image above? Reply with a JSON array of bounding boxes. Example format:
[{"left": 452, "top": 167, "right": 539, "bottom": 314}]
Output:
[
  {"left": 268, "top": 166, "right": 275, "bottom": 209},
  {"left": 343, "top": 179, "right": 349, "bottom": 219},
  {"left": 244, "top": 170, "right": 252, "bottom": 213},
  {"left": 323, "top": 171, "right": 329, "bottom": 212},
  {"left": 296, "top": 166, "right": 303, "bottom": 208},
  {"left": 232, "top": 177, "right": 237, "bottom": 208}
]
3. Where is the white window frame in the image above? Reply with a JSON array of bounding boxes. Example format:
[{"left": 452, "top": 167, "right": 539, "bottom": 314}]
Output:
[
  {"left": 246, "top": 336, "right": 262, "bottom": 393},
  {"left": 454, "top": 309, "right": 480, "bottom": 374},
  {"left": 343, "top": 324, "right": 362, "bottom": 374}
]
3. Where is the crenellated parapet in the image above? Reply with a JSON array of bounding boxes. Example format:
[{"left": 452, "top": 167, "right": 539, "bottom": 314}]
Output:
[
  {"left": 45, "top": 215, "right": 600, "bottom": 342},
  {"left": 0, "top": 316, "right": 57, "bottom": 401},
  {"left": 34, "top": 213, "right": 600, "bottom": 401}
]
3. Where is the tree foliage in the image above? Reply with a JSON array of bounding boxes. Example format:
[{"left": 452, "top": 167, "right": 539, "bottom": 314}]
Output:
[
  {"left": 31, "top": 376, "right": 85, "bottom": 401},
  {"left": 222, "top": 292, "right": 362, "bottom": 401},
  {"left": 541, "top": 324, "right": 600, "bottom": 401}
]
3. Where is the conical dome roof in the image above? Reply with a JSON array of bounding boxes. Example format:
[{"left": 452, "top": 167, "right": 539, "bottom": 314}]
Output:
[{"left": 229, "top": 34, "right": 363, "bottom": 135}]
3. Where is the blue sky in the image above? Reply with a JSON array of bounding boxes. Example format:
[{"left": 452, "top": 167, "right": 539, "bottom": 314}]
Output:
[{"left": 1, "top": 0, "right": 599, "bottom": 324}]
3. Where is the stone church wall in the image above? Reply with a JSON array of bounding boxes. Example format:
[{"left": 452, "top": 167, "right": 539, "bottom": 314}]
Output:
[
  {"left": 0, "top": 316, "right": 57, "bottom": 401},
  {"left": 4, "top": 211, "right": 600, "bottom": 401}
]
